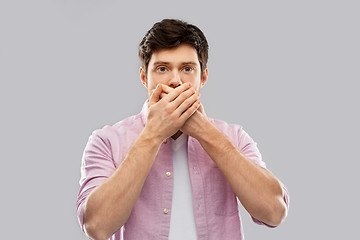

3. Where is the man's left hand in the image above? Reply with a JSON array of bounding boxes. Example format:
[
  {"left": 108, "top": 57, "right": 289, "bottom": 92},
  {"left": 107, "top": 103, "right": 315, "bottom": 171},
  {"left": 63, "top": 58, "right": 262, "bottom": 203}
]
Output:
[{"left": 161, "top": 85, "right": 209, "bottom": 139}]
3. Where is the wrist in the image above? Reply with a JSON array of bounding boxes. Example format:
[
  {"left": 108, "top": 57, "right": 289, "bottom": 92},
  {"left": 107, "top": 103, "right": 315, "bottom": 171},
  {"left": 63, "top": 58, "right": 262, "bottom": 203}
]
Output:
[
  {"left": 141, "top": 126, "right": 165, "bottom": 146},
  {"left": 191, "top": 117, "right": 213, "bottom": 141}
]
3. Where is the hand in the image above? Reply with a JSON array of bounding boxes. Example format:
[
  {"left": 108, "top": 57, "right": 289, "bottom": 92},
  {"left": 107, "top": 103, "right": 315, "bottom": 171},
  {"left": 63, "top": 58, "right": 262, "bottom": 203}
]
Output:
[
  {"left": 145, "top": 83, "right": 200, "bottom": 141},
  {"left": 161, "top": 85, "right": 209, "bottom": 139},
  {"left": 180, "top": 103, "right": 209, "bottom": 139}
]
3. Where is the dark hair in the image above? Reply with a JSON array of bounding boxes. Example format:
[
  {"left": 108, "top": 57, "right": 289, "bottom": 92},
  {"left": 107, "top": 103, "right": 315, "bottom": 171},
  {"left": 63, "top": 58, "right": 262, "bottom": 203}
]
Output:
[{"left": 139, "top": 19, "right": 209, "bottom": 76}]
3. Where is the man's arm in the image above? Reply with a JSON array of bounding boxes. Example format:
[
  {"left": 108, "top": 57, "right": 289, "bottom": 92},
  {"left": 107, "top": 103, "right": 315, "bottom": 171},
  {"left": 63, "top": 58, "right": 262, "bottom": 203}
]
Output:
[
  {"left": 83, "top": 128, "right": 163, "bottom": 240},
  {"left": 83, "top": 83, "right": 200, "bottom": 240},
  {"left": 181, "top": 110, "right": 288, "bottom": 227}
]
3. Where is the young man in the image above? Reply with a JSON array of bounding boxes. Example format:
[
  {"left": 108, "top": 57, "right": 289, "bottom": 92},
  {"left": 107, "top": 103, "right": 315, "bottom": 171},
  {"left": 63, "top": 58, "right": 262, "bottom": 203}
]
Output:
[{"left": 76, "top": 19, "right": 289, "bottom": 240}]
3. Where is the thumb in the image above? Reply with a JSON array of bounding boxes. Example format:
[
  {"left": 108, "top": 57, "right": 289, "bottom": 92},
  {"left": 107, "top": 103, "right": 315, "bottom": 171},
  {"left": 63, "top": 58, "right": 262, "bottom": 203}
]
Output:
[
  {"left": 198, "top": 103, "right": 207, "bottom": 117},
  {"left": 149, "top": 84, "right": 162, "bottom": 106}
]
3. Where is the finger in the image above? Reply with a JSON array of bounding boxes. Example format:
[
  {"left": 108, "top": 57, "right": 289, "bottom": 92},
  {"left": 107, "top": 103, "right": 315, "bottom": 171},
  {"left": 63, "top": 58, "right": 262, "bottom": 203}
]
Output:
[
  {"left": 161, "top": 84, "right": 174, "bottom": 94},
  {"left": 198, "top": 103, "right": 206, "bottom": 116},
  {"left": 160, "top": 92, "right": 167, "bottom": 99},
  {"left": 160, "top": 85, "right": 174, "bottom": 99},
  {"left": 178, "top": 100, "right": 201, "bottom": 122},
  {"left": 149, "top": 84, "right": 162, "bottom": 106},
  {"left": 174, "top": 91, "right": 200, "bottom": 116},
  {"left": 163, "top": 82, "right": 192, "bottom": 102},
  {"left": 171, "top": 87, "right": 198, "bottom": 111}
]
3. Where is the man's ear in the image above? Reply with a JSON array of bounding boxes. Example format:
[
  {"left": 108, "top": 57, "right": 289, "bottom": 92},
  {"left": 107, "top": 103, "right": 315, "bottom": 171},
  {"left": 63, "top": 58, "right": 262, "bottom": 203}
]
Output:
[
  {"left": 200, "top": 68, "right": 208, "bottom": 88},
  {"left": 140, "top": 67, "right": 148, "bottom": 88}
]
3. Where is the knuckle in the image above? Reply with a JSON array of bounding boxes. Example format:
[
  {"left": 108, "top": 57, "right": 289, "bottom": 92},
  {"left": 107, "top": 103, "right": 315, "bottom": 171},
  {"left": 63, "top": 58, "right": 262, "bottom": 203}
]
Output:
[
  {"left": 185, "top": 97, "right": 195, "bottom": 105},
  {"left": 170, "top": 112, "right": 178, "bottom": 121},
  {"left": 165, "top": 105, "right": 172, "bottom": 113},
  {"left": 175, "top": 118, "right": 184, "bottom": 126},
  {"left": 176, "top": 91, "right": 184, "bottom": 98},
  {"left": 183, "top": 88, "right": 194, "bottom": 97},
  {"left": 180, "top": 84, "right": 190, "bottom": 92},
  {"left": 176, "top": 87, "right": 184, "bottom": 94},
  {"left": 183, "top": 98, "right": 191, "bottom": 105},
  {"left": 180, "top": 83, "right": 188, "bottom": 89}
]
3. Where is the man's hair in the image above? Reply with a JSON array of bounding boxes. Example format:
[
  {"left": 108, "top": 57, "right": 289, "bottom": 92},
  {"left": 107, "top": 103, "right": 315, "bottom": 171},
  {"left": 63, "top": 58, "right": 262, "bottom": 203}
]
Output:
[{"left": 139, "top": 19, "right": 209, "bottom": 76}]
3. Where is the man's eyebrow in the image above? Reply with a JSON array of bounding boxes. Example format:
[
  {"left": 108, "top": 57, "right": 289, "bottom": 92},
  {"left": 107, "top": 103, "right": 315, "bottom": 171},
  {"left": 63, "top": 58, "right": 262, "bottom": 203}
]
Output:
[
  {"left": 152, "top": 61, "right": 170, "bottom": 65},
  {"left": 181, "top": 61, "right": 198, "bottom": 66}
]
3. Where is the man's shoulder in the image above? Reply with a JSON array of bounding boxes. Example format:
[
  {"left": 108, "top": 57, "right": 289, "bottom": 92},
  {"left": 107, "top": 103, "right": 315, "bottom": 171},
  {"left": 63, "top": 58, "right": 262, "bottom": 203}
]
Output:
[
  {"left": 207, "top": 117, "right": 252, "bottom": 148},
  {"left": 90, "top": 112, "right": 144, "bottom": 142},
  {"left": 112, "top": 112, "right": 144, "bottom": 131},
  {"left": 208, "top": 117, "right": 244, "bottom": 133}
]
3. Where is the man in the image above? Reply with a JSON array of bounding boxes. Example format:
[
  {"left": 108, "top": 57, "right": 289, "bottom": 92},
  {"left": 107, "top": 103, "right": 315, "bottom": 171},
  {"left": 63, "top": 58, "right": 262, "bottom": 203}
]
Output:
[{"left": 76, "top": 19, "right": 289, "bottom": 240}]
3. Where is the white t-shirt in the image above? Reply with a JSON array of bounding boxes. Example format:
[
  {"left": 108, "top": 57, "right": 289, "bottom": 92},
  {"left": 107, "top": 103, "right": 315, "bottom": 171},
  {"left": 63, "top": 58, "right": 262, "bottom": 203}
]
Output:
[{"left": 168, "top": 134, "right": 197, "bottom": 240}]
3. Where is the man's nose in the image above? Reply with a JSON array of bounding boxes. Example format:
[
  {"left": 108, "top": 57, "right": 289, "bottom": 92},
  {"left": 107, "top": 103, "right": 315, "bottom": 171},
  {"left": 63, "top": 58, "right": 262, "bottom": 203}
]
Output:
[{"left": 168, "top": 71, "right": 182, "bottom": 88}]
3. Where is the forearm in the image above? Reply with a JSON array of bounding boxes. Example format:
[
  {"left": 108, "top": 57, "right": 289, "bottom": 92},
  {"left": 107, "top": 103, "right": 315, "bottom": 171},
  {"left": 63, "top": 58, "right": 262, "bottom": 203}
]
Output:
[
  {"left": 83, "top": 128, "right": 163, "bottom": 240},
  {"left": 196, "top": 121, "right": 287, "bottom": 226}
]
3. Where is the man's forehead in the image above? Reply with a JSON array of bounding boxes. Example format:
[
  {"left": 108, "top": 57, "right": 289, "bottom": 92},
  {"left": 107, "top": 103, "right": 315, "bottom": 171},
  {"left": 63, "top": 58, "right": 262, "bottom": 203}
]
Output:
[
  {"left": 149, "top": 45, "right": 200, "bottom": 65},
  {"left": 151, "top": 61, "right": 198, "bottom": 66}
]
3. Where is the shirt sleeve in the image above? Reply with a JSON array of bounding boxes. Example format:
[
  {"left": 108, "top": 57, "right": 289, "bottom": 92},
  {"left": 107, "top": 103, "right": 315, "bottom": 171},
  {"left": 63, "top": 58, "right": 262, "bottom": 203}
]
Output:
[
  {"left": 76, "top": 129, "right": 116, "bottom": 233},
  {"left": 236, "top": 127, "right": 265, "bottom": 168},
  {"left": 236, "top": 126, "right": 290, "bottom": 227}
]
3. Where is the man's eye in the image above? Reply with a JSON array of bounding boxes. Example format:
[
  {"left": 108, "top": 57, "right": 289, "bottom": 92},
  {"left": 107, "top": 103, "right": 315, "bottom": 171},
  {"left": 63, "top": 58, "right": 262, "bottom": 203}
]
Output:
[
  {"left": 158, "top": 67, "right": 167, "bottom": 72},
  {"left": 184, "top": 67, "right": 193, "bottom": 72}
]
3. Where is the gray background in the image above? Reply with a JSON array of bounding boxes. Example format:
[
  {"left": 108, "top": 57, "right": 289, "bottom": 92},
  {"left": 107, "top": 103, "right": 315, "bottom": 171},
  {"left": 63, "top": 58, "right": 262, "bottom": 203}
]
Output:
[{"left": 1, "top": 0, "right": 359, "bottom": 239}]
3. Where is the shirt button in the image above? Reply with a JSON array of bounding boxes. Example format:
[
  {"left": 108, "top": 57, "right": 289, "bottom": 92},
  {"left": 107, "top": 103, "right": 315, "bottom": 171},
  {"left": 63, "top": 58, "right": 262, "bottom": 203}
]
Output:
[
  {"left": 166, "top": 172, "right": 171, "bottom": 177},
  {"left": 163, "top": 139, "right": 168, "bottom": 144},
  {"left": 163, "top": 208, "right": 169, "bottom": 214}
]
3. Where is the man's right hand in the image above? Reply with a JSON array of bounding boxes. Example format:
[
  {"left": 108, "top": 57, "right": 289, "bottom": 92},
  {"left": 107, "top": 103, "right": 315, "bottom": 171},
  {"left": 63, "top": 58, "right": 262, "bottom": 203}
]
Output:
[{"left": 145, "top": 83, "right": 200, "bottom": 142}]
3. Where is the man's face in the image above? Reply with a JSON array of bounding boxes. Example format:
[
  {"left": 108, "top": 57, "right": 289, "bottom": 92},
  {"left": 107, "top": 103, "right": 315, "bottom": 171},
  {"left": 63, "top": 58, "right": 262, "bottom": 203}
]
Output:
[{"left": 140, "top": 44, "right": 208, "bottom": 99}]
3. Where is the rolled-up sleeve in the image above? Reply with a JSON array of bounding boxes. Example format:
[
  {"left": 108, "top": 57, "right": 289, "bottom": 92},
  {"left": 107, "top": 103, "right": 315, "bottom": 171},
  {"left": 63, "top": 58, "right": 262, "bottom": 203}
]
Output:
[
  {"left": 76, "top": 129, "right": 116, "bottom": 233},
  {"left": 237, "top": 127, "right": 265, "bottom": 169},
  {"left": 236, "top": 126, "right": 290, "bottom": 227}
]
